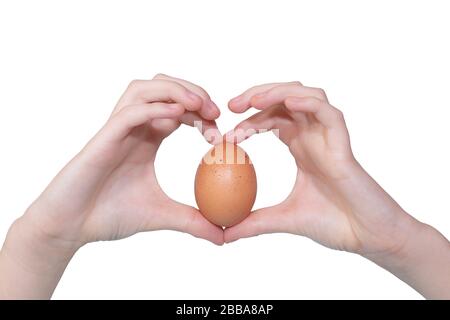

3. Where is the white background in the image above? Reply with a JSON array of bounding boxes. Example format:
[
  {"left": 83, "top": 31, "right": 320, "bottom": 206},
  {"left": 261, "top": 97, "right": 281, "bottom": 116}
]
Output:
[{"left": 0, "top": 0, "right": 449, "bottom": 299}]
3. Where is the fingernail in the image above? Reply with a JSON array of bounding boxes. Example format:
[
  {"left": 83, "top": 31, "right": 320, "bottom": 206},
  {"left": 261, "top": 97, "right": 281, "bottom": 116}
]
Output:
[
  {"left": 231, "top": 96, "right": 243, "bottom": 104},
  {"left": 206, "top": 100, "right": 218, "bottom": 113},
  {"left": 202, "top": 100, "right": 218, "bottom": 119},
  {"left": 208, "top": 100, "right": 218, "bottom": 110},
  {"left": 206, "top": 129, "right": 222, "bottom": 145}
]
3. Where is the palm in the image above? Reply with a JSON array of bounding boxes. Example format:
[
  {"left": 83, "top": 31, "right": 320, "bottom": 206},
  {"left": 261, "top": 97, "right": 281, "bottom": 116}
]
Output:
[
  {"left": 277, "top": 171, "right": 358, "bottom": 251},
  {"left": 262, "top": 107, "right": 359, "bottom": 250},
  {"left": 81, "top": 120, "right": 183, "bottom": 242}
]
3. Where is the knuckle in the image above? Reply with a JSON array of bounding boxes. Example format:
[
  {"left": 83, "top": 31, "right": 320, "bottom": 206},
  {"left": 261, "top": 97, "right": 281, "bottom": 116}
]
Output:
[
  {"left": 262, "top": 86, "right": 276, "bottom": 96},
  {"left": 188, "top": 86, "right": 209, "bottom": 101},
  {"left": 304, "top": 96, "right": 321, "bottom": 106},
  {"left": 115, "top": 107, "right": 129, "bottom": 121},
  {"left": 331, "top": 107, "right": 344, "bottom": 119},
  {"left": 163, "top": 80, "right": 183, "bottom": 94},
  {"left": 196, "top": 87, "right": 210, "bottom": 100},
  {"left": 153, "top": 73, "right": 168, "bottom": 79},
  {"left": 289, "top": 80, "right": 303, "bottom": 86},
  {"left": 184, "top": 210, "right": 198, "bottom": 232},
  {"left": 314, "top": 87, "right": 327, "bottom": 99},
  {"left": 116, "top": 104, "right": 135, "bottom": 120},
  {"left": 127, "top": 79, "right": 143, "bottom": 89},
  {"left": 296, "top": 96, "right": 324, "bottom": 111},
  {"left": 248, "top": 84, "right": 269, "bottom": 95}
]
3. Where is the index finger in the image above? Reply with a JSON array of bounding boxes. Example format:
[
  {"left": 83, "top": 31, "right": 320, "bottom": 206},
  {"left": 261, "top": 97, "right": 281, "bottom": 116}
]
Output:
[
  {"left": 228, "top": 81, "right": 302, "bottom": 113},
  {"left": 114, "top": 79, "right": 203, "bottom": 114},
  {"left": 154, "top": 73, "right": 220, "bottom": 120}
]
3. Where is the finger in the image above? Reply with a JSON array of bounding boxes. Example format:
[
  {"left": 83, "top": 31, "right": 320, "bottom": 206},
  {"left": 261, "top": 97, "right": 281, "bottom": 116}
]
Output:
[
  {"left": 250, "top": 84, "right": 328, "bottom": 111},
  {"left": 228, "top": 81, "right": 302, "bottom": 113},
  {"left": 154, "top": 73, "right": 220, "bottom": 120},
  {"left": 223, "top": 107, "right": 278, "bottom": 144},
  {"left": 164, "top": 202, "right": 224, "bottom": 245},
  {"left": 153, "top": 73, "right": 212, "bottom": 100},
  {"left": 105, "top": 103, "right": 184, "bottom": 141},
  {"left": 224, "top": 205, "right": 289, "bottom": 243},
  {"left": 115, "top": 79, "right": 203, "bottom": 113},
  {"left": 285, "top": 96, "right": 346, "bottom": 130},
  {"left": 180, "top": 112, "right": 222, "bottom": 145}
]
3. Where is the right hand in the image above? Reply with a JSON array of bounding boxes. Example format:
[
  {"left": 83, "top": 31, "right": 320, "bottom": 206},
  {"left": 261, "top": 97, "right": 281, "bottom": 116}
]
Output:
[{"left": 224, "top": 82, "right": 419, "bottom": 257}]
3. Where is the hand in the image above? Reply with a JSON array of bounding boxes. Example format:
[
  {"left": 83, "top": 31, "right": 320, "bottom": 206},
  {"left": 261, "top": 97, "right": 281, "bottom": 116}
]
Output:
[
  {"left": 26, "top": 74, "right": 224, "bottom": 248},
  {"left": 0, "top": 74, "right": 225, "bottom": 298},
  {"left": 224, "top": 82, "right": 418, "bottom": 255}
]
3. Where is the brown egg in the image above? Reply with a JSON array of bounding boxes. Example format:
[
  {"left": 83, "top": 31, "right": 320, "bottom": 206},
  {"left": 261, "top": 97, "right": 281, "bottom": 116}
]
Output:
[{"left": 194, "top": 142, "right": 257, "bottom": 227}]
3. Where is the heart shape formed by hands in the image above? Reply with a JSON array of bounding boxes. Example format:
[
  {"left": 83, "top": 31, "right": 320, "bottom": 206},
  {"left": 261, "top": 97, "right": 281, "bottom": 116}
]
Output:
[
  {"left": 28, "top": 73, "right": 409, "bottom": 257},
  {"left": 137, "top": 75, "right": 364, "bottom": 253},
  {"left": 9, "top": 74, "right": 448, "bottom": 301}
]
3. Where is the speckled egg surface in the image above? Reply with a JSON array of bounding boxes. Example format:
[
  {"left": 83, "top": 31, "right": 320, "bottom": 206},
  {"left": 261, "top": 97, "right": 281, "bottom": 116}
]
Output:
[{"left": 194, "top": 142, "right": 257, "bottom": 227}]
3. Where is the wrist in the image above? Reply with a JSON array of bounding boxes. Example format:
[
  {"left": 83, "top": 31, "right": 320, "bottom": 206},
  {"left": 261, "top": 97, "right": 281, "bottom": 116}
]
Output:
[
  {"left": 0, "top": 214, "right": 80, "bottom": 299},
  {"left": 364, "top": 218, "right": 450, "bottom": 299},
  {"left": 3, "top": 213, "right": 79, "bottom": 275},
  {"left": 363, "top": 215, "right": 424, "bottom": 268}
]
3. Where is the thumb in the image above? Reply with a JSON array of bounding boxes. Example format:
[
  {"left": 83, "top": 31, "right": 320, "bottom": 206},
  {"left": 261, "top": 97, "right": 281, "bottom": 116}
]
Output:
[
  {"left": 224, "top": 204, "right": 290, "bottom": 243},
  {"left": 163, "top": 201, "right": 224, "bottom": 246}
]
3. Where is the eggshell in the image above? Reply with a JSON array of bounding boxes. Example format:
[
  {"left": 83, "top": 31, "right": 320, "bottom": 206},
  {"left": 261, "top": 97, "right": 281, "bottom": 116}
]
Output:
[{"left": 194, "top": 142, "right": 257, "bottom": 227}]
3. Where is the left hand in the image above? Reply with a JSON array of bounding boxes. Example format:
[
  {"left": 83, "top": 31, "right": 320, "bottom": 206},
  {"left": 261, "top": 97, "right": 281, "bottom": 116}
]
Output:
[
  {"left": 22, "top": 74, "right": 224, "bottom": 250},
  {"left": 0, "top": 74, "right": 225, "bottom": 299}
]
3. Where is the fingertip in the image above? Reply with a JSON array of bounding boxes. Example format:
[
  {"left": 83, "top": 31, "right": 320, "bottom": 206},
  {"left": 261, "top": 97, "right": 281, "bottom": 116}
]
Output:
[
  {"left": 224, "top": 225, "right": 248, "bottom": 243},
  {"left": 224, "top": 229, "right": 237, "bottom": 244},
  {"left": 204, "top": 225, "right": 225, "bottom": 246},
  {"left": 216, "top": 230, "right": 226, "bottom": 246},
  {"left": 223, "top": 129, "right": 245, "bottom": 144},
  {"left": 206, "top": 100, "right": 221, "bottom": 120},
  {"left": 205, "top": 128, "right": 222, "bottom": 145},
  {"left": 191, "top": 232, "right": 224, "bottom": 246},
  {"left": 228, "top": 98, "right": 248, "bottom": 113},
  {"left": 196, "top": 100, "right": 220, "bottom": 121},
  {"left": 210, "top": 100, "right": 221, "bottom": 118},
  {"left": 227, "top": 100, "right": 238, "bottom": 112},
  {"left": 229, "top": 95, "right": 242, "bottom": 105},
  {"left": 192, "top": 212, "right": 225, "bottom": 245}
]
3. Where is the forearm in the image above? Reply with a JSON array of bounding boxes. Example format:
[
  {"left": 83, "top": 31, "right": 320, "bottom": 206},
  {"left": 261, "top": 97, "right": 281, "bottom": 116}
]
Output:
[
  {"left": 0, "top": 215, "right": 78, "bottom": 299},
  {"left": 353, "top": 169, "right": 450, "bottom": 299},
  {"left": 366, "top": 220, "right": 450, "bottom": 299}
]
